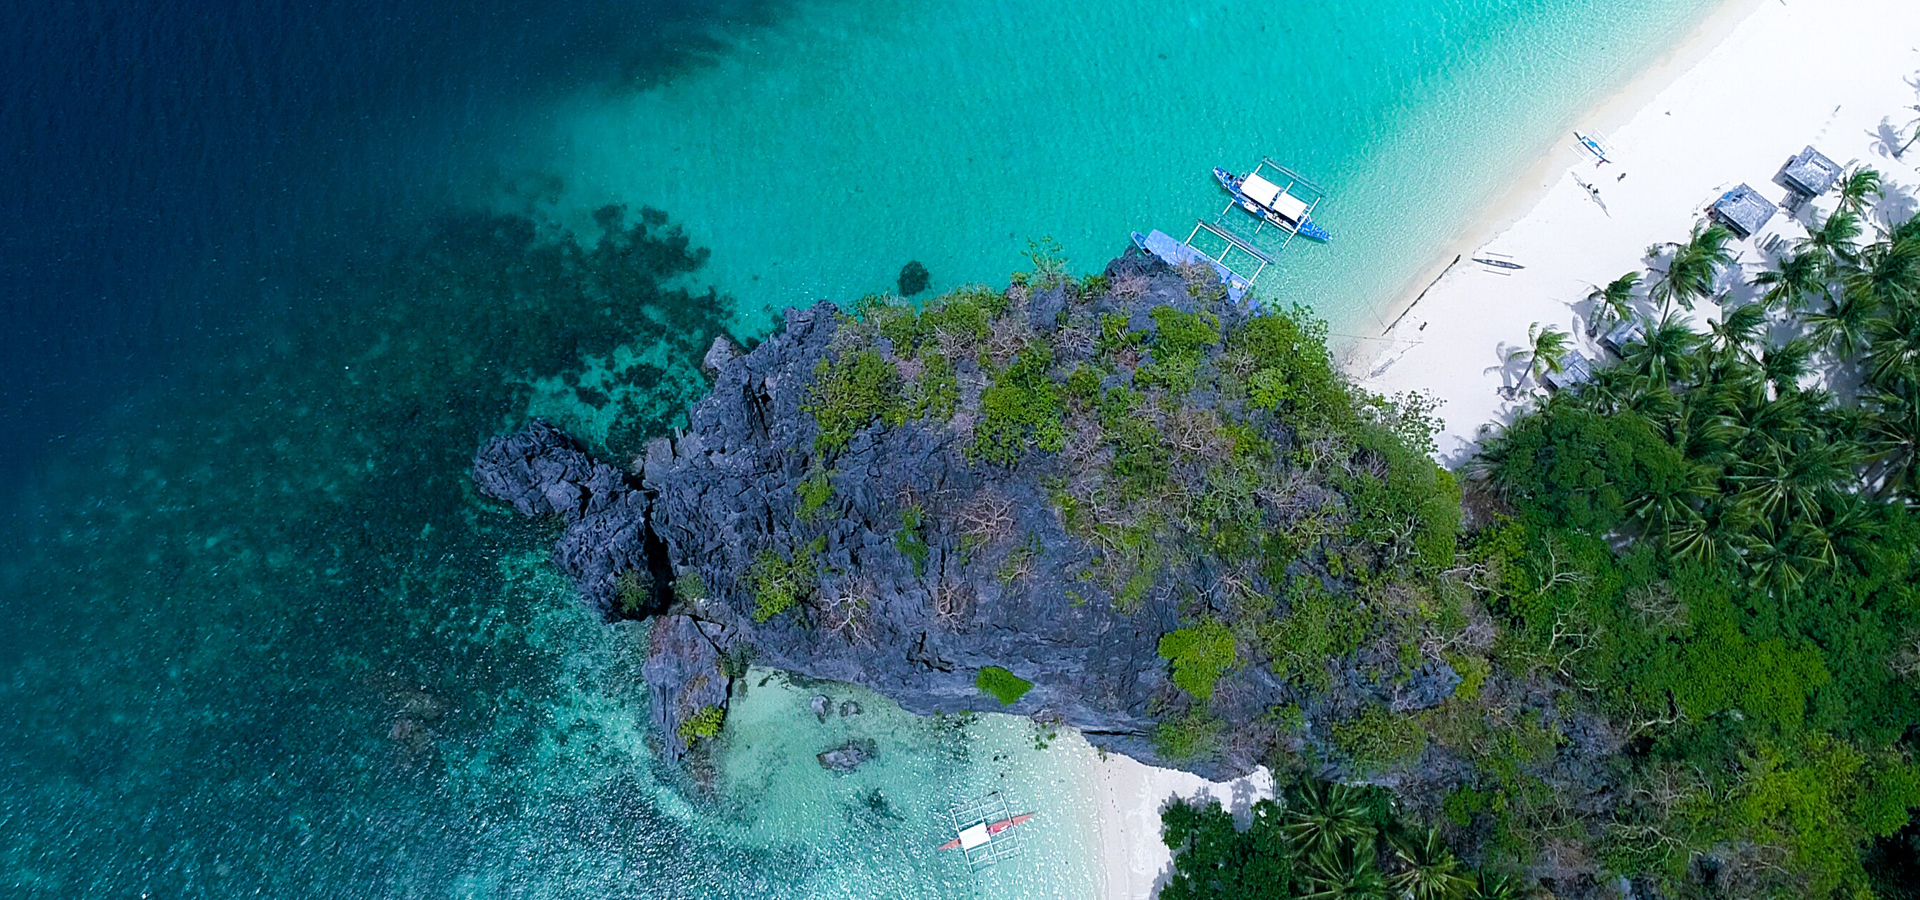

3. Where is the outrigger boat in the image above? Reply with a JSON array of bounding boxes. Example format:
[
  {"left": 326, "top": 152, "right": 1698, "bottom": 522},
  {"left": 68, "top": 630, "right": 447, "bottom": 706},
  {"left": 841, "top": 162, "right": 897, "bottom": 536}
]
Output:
[
  {"left": 939, "top": 791, "right": 1032, "bottom": 870},
  {"left": 936, "top": 813, "right": 1035, "bottom": 851},
  {"left": 1214, "top": 164, "right": 1332, "bottom": 242},
  {"left": 1574, "top": 130, "right": 1611, "bottom": 164}
]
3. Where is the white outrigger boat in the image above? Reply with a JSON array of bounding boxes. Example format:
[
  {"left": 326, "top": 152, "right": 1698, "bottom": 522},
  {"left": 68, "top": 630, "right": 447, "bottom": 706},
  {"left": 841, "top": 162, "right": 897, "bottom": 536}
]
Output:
[{"left": 1213, "top": 160, "right": 1331, "bottom": 242}]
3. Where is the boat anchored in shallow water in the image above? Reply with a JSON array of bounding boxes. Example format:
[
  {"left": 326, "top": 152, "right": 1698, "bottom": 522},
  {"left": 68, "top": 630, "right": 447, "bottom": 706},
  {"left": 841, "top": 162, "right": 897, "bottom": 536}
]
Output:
[
  {"left": 938, "top": 791, "right": 1033, "bottom": 870},
  {"left": 1214, "top": 161, "right": 1332, "bottom": 242},
  {"left": 936, "top": 813, "right": 1034, "bottom": 851}
]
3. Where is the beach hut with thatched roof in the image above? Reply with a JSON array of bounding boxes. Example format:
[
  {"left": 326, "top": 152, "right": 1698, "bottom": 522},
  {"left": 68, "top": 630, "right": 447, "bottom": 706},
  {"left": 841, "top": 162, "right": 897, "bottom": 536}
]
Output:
[
  {"left": 1542, "top": 350, "right": 1595, "bottom": 393},
  {"left": 1710, "top": 184, "right": 1776, "bottom": 239},
  {"left": 1776, "top": 146, "right": 1842, "bottom": 199}
]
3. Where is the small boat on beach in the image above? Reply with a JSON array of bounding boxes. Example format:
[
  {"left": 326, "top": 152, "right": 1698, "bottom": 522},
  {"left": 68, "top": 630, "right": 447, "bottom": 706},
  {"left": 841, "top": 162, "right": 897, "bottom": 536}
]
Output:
[
  {"left": 1574, "top": 130, "right": 1611, "bottom": 164},
  {"left": 1214, "top": 166, "right": 1332, "bottom": 241},
  {"left": 936, "top": 812, "right": 1035, "bottom": 851},
  {"left": 1472, "top": 256, "right": 1524, "bottom": 270}
]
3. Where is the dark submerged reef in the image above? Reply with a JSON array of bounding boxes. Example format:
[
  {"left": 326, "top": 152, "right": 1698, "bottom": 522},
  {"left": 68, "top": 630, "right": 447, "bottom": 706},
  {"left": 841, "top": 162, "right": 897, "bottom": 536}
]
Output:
[{"left": 0, "top": 204, "right": 777, "bottom": 897}]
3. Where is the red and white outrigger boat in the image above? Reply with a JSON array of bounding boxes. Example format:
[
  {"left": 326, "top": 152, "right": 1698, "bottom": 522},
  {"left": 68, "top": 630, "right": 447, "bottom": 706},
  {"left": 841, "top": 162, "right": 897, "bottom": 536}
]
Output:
[
  {"left": 938, "top": 791, "right": 1033, "bottom": 869},
  {"left": 936, "top": 812, "right": 1034, "bottom": 851}
]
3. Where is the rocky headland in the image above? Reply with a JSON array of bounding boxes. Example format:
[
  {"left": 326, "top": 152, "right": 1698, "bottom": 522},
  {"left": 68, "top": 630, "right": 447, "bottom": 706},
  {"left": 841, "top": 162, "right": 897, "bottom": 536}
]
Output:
[{"left": 474, "top": 247, "right": 1464, "bottom": 779}]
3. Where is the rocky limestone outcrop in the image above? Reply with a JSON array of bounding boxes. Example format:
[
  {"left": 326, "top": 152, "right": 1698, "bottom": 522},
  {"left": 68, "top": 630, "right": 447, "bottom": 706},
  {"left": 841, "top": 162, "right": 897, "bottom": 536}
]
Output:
[{"left": 472, "top": 248, "right": 1456, "bottom": 779}]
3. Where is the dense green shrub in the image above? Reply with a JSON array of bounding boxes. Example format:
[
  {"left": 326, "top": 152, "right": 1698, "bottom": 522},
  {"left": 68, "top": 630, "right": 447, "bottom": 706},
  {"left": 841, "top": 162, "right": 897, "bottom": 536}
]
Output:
[
  {"left": 1158, "top": 619, "right": 1237, "bottom": 700},
  {"left": 1481, "top": 405, "right": 1692, "bottom": 533},
  {"left": 975, "top": 665, "right": 1033, "bottom": 705},
  {"left": 895, "top": 503, "right": 929, "bottom": 576},
  {"left": 796, "top": 467, "right": 834, "bottom": 521},
  {"left": 1138, "top": 307, "right": 1220, "bottom": 393},
  {"left": 748, "top": 537, "right": 824, "bottom": 623},
  {"left": 971, "top": 346, "right": 1065, "bottom": 465},
  {"left": 1331, "top": 705, "right": 1429, "bottom": 771},
  {"left": 1260, "top": 579, "right": 1371, "bottom": 690},
  {"left": 1153, "top": 711, "right": 1223, "bottom": 761},
  {"left": 805, "top": 349, "right": 901, "bottom": 453},
  {"left": 614, "top": 568, "right": 651, "bottom": 617},
  {"left": 677, "top": 704, "right": 725, "bottom": 741}
]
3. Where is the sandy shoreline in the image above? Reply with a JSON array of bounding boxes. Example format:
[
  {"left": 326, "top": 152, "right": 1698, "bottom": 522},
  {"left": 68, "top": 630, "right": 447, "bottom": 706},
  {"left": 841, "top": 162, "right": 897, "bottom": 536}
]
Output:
[
  {"left": 1351, "top": 0, "right": 1920, "bottom": 462},
  {"left": 1091, "top": 751, "right": 1273, "bottom": 900}
]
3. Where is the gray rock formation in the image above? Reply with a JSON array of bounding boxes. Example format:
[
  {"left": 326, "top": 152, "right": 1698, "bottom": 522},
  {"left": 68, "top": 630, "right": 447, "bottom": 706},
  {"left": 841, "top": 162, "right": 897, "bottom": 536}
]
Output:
[
  {"left": 471, "top": 248, "right": 1455, "bottom": 779},
  {"left": 817, "top": 739, "right": 878, "bottom": 772}
]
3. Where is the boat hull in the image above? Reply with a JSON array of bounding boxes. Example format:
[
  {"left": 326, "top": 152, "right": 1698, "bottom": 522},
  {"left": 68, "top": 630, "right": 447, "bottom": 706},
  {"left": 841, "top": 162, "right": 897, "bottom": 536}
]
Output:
[{"left": 936, "top": 813, "right": 1035, "bottom": 851}]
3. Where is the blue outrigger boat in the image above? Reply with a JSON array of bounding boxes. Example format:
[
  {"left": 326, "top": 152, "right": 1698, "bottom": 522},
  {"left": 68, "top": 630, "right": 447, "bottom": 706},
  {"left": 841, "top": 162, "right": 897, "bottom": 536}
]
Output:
[
  {"left": 1130, "top": 226, "right": 1261, "bottom": 304},
  {"left": 1213, "top": 161, "right": 1331, "bottom": 242},
  {"left": 1574, "top": 130, "right": 1611, "bottom": 164}
]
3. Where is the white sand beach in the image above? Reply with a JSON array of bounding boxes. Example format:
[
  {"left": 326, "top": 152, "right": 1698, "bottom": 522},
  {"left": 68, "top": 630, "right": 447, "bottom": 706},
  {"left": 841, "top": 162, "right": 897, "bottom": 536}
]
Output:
[
  {"left": 1093, "top": 752, "right": 1274, "bottom": 900},
  {"left": 1353, "top": 0, "right": 1920, "bottom": 463}
]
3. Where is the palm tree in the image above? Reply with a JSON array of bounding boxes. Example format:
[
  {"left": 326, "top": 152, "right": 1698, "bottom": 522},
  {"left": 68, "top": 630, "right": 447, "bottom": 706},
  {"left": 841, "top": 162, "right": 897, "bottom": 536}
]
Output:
[
  {"left": 1649, "top": 223, "right": 1735, "bottom": 313},
  {"left": 1836, "top": 166, "right": 1884, "bottom": 217},
  {"left": 1864, "top": 383, "right": 1920, "bottom": 498},
  {"left": 1586, "top": 271, "right": 1643, "bottom": 331},
  {"left": 1284, "top": 779, "right": 1376, "bottom": 858},
  {"left": 1624, "top": 314, "right": 1703, "bottom": 386},
  {"left": 1806, "top": 291, "right": 1879, "bottom": 361},
  {"left": 1865, "top": 309, "right": 1920, "bottom": 390},
  {"left": 1298, "top": 845, "right": 1389, "bottom": 900},
  {"left": 1759, "top": 337, "right": 1815, "bottom": 397},
  {"left": 1751, "top": 250, "right": 1828, "bottom": 312},
  {"left": 1745, "top": 529, "right": 1822, "bottom": 595},
  {"left": 1800, "top": 208, "right": 1863, "bottom": 274},
  {"left": 1464, "top": 872, "right": 1522, "bottom": 900},
  {"left": 1389, "top": 828, "right": 1474, "bottom": 900},
  {"left": 1705, "top": 302, "right": 1766, "bottom": 364},
  {"left": 1509, "top": 323, "right": 1572, "bottom": 386},
  {"left": 1845, "top": 236, "right": 1920, "bottom": 320},
  {"left": 1665, "top": 499, "right": 1757, "bottom": 567}
]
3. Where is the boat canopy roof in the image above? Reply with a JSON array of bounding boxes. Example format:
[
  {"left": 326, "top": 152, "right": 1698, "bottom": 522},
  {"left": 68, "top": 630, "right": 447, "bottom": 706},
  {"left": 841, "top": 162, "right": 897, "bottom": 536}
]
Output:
[
  {"left": 958, "top": 823, "right": 991, "bottom": 850},
  {"left": 1241, "top": 173, "right": 1308, "bottom": 221}
]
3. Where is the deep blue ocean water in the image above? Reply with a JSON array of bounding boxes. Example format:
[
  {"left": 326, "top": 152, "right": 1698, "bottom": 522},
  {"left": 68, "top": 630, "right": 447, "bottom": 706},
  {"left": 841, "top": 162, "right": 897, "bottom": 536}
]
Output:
[{"left": 0, "top": 1, "right": 1718, "bottom": 896}]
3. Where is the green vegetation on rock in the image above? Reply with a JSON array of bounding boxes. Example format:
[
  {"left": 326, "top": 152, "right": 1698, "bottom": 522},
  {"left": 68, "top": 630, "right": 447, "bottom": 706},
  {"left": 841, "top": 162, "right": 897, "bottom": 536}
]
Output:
[
  {"left": 747, "top": 536, "right": 824, "bottom": 623},
  {"left": 1158, "top": 619, "right": 1237, "bottom": 700},
  {"left": 971, "top": 345, "right": 1066, "bottom": 465},
  {"left": 804, "top": 349, "right": 900, "bottom": 454},
  {"left": 677, "top": 704, "right": 725, "bottom": 741},
  {"left": 975, "top": 665, "right": 1032, "bottom": 705}
]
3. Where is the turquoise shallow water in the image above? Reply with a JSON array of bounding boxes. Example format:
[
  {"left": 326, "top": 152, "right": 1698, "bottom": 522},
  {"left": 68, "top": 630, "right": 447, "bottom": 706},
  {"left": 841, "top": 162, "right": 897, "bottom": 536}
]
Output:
[
  {"left": 0, "top": 0, "right": 1727, "bottom": 897},
  {"left": 527, "top": 0, "right": 1718, "bottom": 334}
]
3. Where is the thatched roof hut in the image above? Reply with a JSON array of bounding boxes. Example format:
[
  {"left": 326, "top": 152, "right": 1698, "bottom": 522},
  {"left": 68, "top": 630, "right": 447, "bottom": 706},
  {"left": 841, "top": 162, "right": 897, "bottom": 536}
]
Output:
[
  {"left": 1710, "top": 184, "right": 1776, "bottom": 239},
  {"left": 1777, "top": 146, "right": 1842, "bottom": 198}
]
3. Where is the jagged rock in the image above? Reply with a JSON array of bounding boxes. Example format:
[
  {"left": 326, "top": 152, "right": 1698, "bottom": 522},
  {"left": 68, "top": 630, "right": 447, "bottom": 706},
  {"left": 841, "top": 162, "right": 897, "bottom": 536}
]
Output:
[
  {"left": 1392, "top": 659, "right": 1464, "bottom": 712},
  {"left": 702, "top": 335, "right": 740, "bottom": 377},
  {"left": 472, "top": 248, "right": 1459, "bottom": 781},
  {"left": 474, "top": 420, "right": 650, "bottom": 619},
  {"left": 810, "top": 694, "right": 832, "bottom": 723},
  {"left": 641, "top": 615, "right": 730, "bottom": 762},
  {"left": 840, "top": 700, "right": 861, "bottom": 718},
  {"left": 817, "top": 738, "right": 878, "bottom": 772}
]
